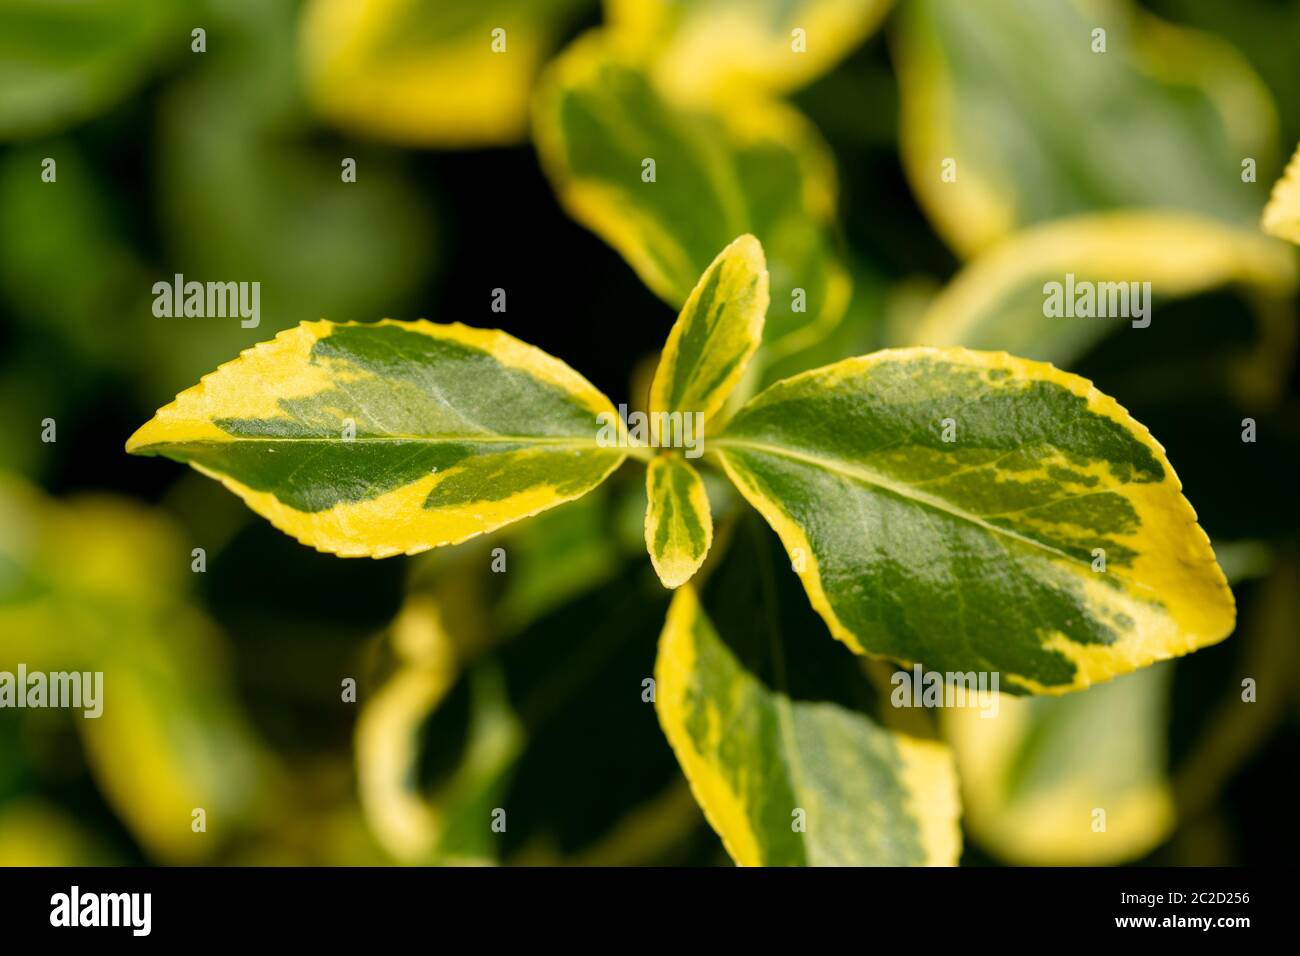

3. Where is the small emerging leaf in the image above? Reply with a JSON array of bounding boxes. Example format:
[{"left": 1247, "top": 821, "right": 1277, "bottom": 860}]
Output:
[
  {"left": 655, "top": 519, "right": 961, "bottom": 865},
  {"left": 645, "top": 455, "right": 713, "bottom": 589},
  {"left": 127, "top": 320, "right": 625, "bottom": 557},
  {"left": 1262, "top": 142, "right": 1300, "bottom": 245},
  {"left": 650, "top": 233, "right": 769, "bottom": 421},
  {"left": 714, "top": 347, "right": 1235, "bottom": 694}
]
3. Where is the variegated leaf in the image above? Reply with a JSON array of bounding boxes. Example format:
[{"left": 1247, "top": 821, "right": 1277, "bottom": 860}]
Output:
[
  {"left": 656, "top": 519, "right": 961, "bottom": 865},
  {"left": 713, "top": 348, "right": 1235, "bottom": 694},
  {"left": 649, "top": 234, "right": 768, "bottom": 422},
  {"left": 533, "top": 33, "right": 849, "bottom": 357},
  {"left": 127, "top": 320, "right": 626, "bottom": 557},
  {"left": 645, "top": 455, "right": 713, "bottom": 589}
]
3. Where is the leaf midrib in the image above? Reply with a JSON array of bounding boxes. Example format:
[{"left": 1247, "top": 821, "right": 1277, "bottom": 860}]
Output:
[
  {"left": 713, "top": 437, "right": 1113, "bottom": 576},
  {"left": 161, "top": 435, "right": 609, "bottom": 447}
]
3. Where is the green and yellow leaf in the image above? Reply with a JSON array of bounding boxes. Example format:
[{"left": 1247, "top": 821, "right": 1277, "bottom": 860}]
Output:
[
  {"left": 650, "top": 234, "right": 769, "bottom": 421},
  {"left": 533, "top": 32, "right": 850, "bottom": 357},
  {"left": 906, "top": 210, "right": 1297, "bottom": 366},
  {"left": 298, "top": 0, "right": 586, "bottom": 146},
  {"left": 713, "top": 347, "right": 1235, "bottom": 694},
  {"left": 655, "top": 519, "right": 961, "bottom": 865},
  {"left": 1262, "top": 142, "right": 1300, "bottom": 244},
  {"left": 943, "top": 665, "right": 1174, "bottom": 865},
  {"left": 893, "top": 0, "right": 1277, "bottom": 257},
  {"left": 126, "top": 319, "right": 626, "bottom": 558},
  {"left": 645, "top": 455, "right": 713, "bottom": 589},
  {"left": 605, "top": 0, "right": 892, "bottom": 103}
]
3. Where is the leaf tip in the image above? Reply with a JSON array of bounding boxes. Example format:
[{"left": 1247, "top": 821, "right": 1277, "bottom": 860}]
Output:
[
  {"left": 651, "top": 559, "right": 698, "bottom": 591},
  {"left": 124, "top": 419, "right": 158, "bottom": 456}
]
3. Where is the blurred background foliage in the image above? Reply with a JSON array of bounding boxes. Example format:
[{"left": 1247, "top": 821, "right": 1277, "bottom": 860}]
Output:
[{"left": 0, "top": 0, "right": 1297, "bottom": 865}]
